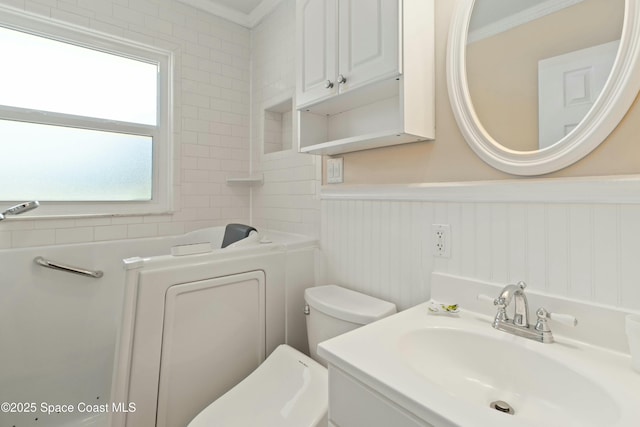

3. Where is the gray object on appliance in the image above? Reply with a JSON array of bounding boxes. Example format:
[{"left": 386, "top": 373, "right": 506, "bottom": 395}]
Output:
[{"left": 221, "top": 223, "right": 257, "bottom": 248}]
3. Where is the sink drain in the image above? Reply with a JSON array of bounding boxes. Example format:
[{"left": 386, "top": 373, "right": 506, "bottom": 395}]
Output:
[{"left": 490, "top": 400, "right": 515, "bottom": 415}]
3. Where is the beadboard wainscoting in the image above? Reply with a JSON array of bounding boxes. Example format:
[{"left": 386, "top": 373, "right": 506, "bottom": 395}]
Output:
[{"left": 320, "top": 177, "right": 640, "bottom": 311}]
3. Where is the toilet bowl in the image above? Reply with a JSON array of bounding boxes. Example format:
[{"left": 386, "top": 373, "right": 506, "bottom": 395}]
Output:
[{"left": 188, "top": 285, "right": 396, "bottom": 427}]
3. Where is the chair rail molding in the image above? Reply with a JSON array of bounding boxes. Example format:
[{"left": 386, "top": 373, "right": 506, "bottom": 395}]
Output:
[{"left": 320, "top": 175, "right": 640, "bottom": 204}]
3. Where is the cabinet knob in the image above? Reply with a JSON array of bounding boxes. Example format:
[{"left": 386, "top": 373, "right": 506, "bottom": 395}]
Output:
[
  {"left": 325, "top": 80, "right": 334, "bottom": 89},
  {"left": 337, "top": 74, "right": 347, "bottom": 84}
]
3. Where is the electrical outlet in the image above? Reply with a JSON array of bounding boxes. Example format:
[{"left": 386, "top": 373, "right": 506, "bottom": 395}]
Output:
[{"left": 432, "top": 224, "right": 451, "bottom": 258}]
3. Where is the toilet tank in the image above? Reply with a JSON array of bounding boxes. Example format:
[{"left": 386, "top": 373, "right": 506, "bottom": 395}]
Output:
[{"left": 304, "top": 285, "right": 397, "bottom": 365}]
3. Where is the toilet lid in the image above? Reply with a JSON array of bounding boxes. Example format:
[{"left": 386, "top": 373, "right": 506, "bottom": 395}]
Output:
[
  {"left": 188, "top": 345, "right": 327, "bottom": 427},
  {"left": 305, "top": 285, "right": 397, "bottom": 324}
]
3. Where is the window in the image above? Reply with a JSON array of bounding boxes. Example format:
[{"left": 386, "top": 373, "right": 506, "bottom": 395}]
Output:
[{"left": 0, "top": 7, "right": 172, "bottom": 216}]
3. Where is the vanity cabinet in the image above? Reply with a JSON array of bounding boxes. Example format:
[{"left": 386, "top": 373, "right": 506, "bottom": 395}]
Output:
[
  {"left": 296, "top": 0, "right": 435, "bottom": 155},
  {"left": 328, "top": 366, "right": 433, "bottom": 427}
]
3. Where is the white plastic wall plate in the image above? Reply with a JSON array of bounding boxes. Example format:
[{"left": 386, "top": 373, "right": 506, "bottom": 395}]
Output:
[{"left": 327, "top": 158, "right": 344, "bottom": 184}]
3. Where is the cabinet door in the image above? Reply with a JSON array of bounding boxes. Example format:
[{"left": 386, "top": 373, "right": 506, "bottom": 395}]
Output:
[
  {"left": 338, "top": 0, "right": 400, "bottom": 93},
  {"left": 329, "top": 366, "right": 434, "bottom": 427},
  {"left": 296, "top": 0, "right": 338, "bottom": 107}
]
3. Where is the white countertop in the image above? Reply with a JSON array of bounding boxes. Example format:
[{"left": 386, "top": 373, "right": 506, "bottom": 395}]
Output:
[{"left": 318, "top": 302, "right": 640, "bottom": 427}]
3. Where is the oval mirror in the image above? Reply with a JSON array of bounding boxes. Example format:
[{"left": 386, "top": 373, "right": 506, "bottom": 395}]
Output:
[{"left": 447, "top": 0, "right": 640, "bottom": 175}]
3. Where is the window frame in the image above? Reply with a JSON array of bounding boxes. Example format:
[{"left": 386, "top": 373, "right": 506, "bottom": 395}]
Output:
[{"left": 0, "top": 5, "right": 174, "bottom": 217}]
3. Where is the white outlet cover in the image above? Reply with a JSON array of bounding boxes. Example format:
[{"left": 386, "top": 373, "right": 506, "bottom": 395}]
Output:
[{"left": 432, "top": 224, "right": 451, "bottom": 258}]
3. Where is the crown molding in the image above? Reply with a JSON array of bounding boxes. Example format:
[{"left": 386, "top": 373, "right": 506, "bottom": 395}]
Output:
[{"left": 177, "top": 0, "right": 283, "bottom": 28}]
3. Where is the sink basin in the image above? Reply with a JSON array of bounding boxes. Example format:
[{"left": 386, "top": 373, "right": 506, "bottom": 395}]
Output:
[
  {"left": 319, "top": 300, "right": 640, "bottom": 427},
  {"left": 397, "top": 327, "right": 619, "bottom": 427}
]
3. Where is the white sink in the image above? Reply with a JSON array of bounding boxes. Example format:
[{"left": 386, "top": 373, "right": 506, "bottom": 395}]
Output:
[
  {"left": 398, "top": 327, "right": 619, "bottom": 427},
  {"left": 318, "top": 305, "right": 640, "bottom": 427}
]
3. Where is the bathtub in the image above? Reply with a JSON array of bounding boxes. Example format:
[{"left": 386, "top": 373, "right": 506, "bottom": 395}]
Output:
[{"left": 0, "top": 227, "right": 317, "bottom": 427}]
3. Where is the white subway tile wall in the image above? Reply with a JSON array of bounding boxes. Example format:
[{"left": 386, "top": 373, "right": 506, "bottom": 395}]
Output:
[
  {"left": 0, "top": 0, "right": 252, "bottom": 248},
  {"left": 321, "top": 199, "right": 640, "bottom": 312},
  {"left": 250, "top": 0, "right": 321, "bottom": 238}
]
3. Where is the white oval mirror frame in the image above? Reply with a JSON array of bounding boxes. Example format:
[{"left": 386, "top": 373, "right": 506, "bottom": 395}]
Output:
[{"left": 447, "top": 0, "right": 640, "bottom": 176}]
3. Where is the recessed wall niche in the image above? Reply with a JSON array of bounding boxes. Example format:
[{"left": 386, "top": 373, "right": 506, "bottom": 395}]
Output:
[{"left": 263, "top": 97, "right": 293, "bottom": 154}]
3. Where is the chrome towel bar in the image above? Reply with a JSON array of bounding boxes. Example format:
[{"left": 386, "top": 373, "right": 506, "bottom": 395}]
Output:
[{"left": 34, "top": 256, "right": 103, "bottom": 279}]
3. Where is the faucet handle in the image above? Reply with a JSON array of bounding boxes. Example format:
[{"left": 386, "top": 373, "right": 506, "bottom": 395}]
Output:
[
  {"left": 477, "top": 294, "right": 507, "bottom": 308},
  {"left": 478, "top": 294, "right": 509, "bottom": 323},
  {"left": 536, "top": 307, "right": 578, "bottom": 328},
  {"left": 477, "top": 294, "right": 496, "bottom": 304},
  {"left": 549, "top": 311, "right": 578, "bottom": 327}
]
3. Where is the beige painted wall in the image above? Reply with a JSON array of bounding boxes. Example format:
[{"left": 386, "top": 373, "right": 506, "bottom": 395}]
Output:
[{"left": 335, "top": 0, "right": 640, "bottom": 184}]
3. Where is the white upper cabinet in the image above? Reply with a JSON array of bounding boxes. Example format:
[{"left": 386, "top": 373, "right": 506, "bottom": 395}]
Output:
[
  {"left": 296, "top": 0, "right": 435, "bottom": 155},
  {"left": 297, "top": 0, "right": 400, "bottom": 107},
  {"left": 338, "top": 0, "right": 399, "bottom": 93},
  {"left": 297, "top": 0, "right": 338, "bottom": 106}
]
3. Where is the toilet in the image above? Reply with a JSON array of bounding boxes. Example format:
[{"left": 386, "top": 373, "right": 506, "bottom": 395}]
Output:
[{"left": 188, "top": 284, "right": 397, "bottom": 427}]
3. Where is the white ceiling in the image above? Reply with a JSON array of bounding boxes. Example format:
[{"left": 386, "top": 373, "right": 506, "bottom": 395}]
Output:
[
  {"left": 177, "top": 0, "right": 283, "bottom": 28},
  {"left": 212, "top": 0, "right": 264, "bottom": 15}
]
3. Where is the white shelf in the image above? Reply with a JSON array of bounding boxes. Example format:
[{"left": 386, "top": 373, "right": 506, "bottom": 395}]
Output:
[
  {"left": 298, "top": 75, "right": 434, "bottom": 156},
  {"left": 299, "top": 76, "right": 399, "bottom": 115},
  {"left": 226, "top": 175, "right": 264, "bottom": 186},
  {"left": 300, "top": 129, "right": 427, "bottom": 156}
]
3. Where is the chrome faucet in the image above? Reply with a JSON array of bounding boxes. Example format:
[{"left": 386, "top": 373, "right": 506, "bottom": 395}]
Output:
[
  {"left": 481, "top": 281, "right": 578, "bottom": 344},
  {"left": 494, "top": 281, "right": 529, "bottom": 328}
]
